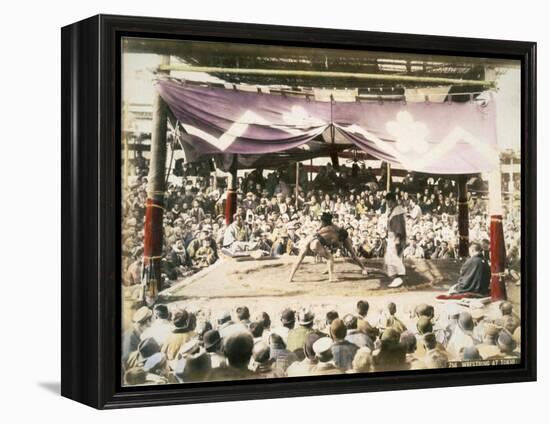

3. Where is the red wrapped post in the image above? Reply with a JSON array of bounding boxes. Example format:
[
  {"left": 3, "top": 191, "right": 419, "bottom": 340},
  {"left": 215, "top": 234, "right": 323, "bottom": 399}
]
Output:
[
  {"left": 457, "top": 175, "right": 469, "bottom": 258},
  {"left": 142, "top": 55, "right": 169, "bottom": 303},
  {"left": 490, "top": 214, "right": 508, "bottom": 301},
  {"left": 143, "top": 199, "right": 164, "bottom": 301},
  {"left": 487, "top": 167, "right": 507, "bottom": 301},
  {"left": 225, "top": 157, "right": 238, "bottom": 225}
]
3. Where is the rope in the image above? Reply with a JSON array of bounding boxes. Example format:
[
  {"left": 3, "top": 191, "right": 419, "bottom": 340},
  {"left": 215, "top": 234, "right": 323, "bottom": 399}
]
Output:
[{"left": 146, "top": 202, "right": 166, "bottom": 211}]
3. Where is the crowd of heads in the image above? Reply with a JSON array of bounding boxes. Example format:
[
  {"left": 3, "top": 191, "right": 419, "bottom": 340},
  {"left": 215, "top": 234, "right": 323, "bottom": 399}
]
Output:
[
  {"left": 122, "top": 298, "right": 521, "bottom": 385},
  {"left": 122, "top": 160, "right": 521, "bottom": 287}
]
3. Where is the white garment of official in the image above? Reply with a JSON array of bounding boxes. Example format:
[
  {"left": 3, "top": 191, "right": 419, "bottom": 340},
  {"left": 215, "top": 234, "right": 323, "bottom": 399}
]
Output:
[{"left": 385, "top": 233, "right": 406, "bottom": 277}]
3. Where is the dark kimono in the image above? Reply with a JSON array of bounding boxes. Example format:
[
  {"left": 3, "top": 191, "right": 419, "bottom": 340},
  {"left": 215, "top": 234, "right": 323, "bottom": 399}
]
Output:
[
  {"left": 456, "top": 253, "right": 491, "bottom": 295},
  {"left": 388, "top": 206, "right": 407, "bottom": 255}
]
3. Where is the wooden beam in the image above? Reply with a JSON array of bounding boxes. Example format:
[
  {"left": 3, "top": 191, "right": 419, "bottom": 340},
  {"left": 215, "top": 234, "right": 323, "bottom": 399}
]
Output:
[{"left": 158, "top": 63, "right": 496, "bottom": 87}]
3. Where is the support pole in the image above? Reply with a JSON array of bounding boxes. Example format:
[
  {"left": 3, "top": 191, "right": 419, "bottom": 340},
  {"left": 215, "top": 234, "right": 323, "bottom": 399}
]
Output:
[
  {"left": 457, "top": 175, "right": 469, "bottom": 258},
  {"left": 142, "top": 55, "right": 170, "bottom": 304},
  {"left": 225, "top": 156, "right": 238, "bottom": 225},
  {"left": 295, "top": 161, "right": 300, "bottom": 208},
  {"left": 386, "top": 163, "right": 391, "bottom": 192},
  {"left": 123, "top": 135, "right": 129, "bottom": 191},
  {"left": 488, "top": 168, "right": 507, "bottom": 301},
  {"left": 509, "top": 157, "right": 514, "bottom": 211},
  {"left": 329, "top": 149, "right": 340, "bottom": 170}
]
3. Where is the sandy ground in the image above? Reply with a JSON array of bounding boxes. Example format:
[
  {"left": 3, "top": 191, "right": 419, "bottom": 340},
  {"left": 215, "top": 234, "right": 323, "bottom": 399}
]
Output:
[{"left": 120, "top": 257, "right": 521, "bottom": 332}]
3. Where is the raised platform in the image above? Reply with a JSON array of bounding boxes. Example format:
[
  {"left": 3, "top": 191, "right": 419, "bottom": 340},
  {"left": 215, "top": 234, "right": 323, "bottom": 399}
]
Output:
[
  {"left": 161, "top": 257, "right": 461, "bottom": 301},
  {"left": 122, "top": 257, "right": 520, "bottom": 332}
]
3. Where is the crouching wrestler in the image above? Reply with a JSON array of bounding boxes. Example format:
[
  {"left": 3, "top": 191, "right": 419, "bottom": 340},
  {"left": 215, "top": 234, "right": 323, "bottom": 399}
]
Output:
[{"left": 288, "top": 212, "right": 368, "bottom": 283}]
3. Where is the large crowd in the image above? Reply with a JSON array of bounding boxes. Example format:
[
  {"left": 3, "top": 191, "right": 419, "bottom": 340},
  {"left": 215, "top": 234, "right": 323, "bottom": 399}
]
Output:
[
  {"left": 122, "top": 298, "right": 521, "bottom": 385},
  {"left": 121, "top": 159, "right": 522, "bottom": 385},
  {"left": 122, "top": 161, "right": 521, "bottom": 287}
]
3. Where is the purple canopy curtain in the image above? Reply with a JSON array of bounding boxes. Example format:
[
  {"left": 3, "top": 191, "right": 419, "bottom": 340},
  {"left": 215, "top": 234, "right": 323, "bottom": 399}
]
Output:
[
  {"left": 332, "top": 99, "right": 499, "bottom": 174},
  {"left": 156, "top": 80, "right": 330, "bottom": 154},
  {"left": 156, "top": 80, "right": 499, "bottom": 174}
]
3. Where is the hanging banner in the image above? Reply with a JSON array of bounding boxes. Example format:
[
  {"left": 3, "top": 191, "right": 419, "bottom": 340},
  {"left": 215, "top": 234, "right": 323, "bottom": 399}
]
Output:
[{"left": 156, "top": 80, "right": 499, "bottom": 174}]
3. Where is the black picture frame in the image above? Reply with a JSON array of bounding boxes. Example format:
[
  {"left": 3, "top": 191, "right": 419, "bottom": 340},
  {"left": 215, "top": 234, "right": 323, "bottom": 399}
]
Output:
[{"left": 61, "top": 14, "right": 537, "bottom": 409}]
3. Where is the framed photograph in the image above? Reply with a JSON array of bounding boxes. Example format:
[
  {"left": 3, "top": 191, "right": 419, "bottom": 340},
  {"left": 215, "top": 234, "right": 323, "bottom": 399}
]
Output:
[{"left": 61, "top": 14, "right": 536, "bottom": 409}]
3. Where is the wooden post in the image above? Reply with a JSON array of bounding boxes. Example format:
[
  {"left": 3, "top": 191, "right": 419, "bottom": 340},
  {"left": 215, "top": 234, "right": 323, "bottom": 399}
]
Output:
[
  {"left": 386, "top": 163, "right": 391, "bottom": 192},
  {"left": 509, "top": 157, "right": 514, "bottom": 211},
  {"left": 295, "top": 161, "right": 300, "bottom": 208},
  {"left": 488, "top": 168, "right": 507, "bottom": 301},
  {"left": 143, "top": 55, "right": 170, "bottom": 304},
  {"left": 225, "top": 156, "right": 238, "bottom": 225},
  {"left": 457, "top": 175, "right": 469, "bottom": 258},
  {"left": 123, "top": 135, "right": 129, "bottom": 191}
]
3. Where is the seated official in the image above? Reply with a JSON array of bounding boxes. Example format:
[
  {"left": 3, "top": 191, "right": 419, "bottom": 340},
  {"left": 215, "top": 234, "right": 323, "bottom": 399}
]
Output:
[{"left": 449, "top": 243, "right": 490, "bottom": 296}]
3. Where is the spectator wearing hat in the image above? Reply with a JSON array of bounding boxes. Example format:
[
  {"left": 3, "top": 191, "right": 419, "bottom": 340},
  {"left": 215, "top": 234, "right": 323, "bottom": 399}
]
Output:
[
  {"left": 329, "top": 318, "right": 359, "bottom": 371},
  {"left": 491, "top": 329, "right": 520, "bottom": 360},
  {"left": 124, "top": 367, "right": 150, "bottom": 386},
  {"left": 161, "top": 310, "right": 197, "bottom": 360},
  {"left": 413, "top": 316, "right": 446, "bottom": 360},
  {"left": 122, "top": 306, "right": 152, "bottom": 363},
  {"left": 399, "top": 331, "right": 423, "bottom": 368},
  {"left": 287, "top": 309, "right": 315, "bottom": 358},
  {"left": 347, "top": 347, "right": 373, "bottom": 373},
  {"left": 268, "top": 333, "right": 297, "bottom": 373},
  {"left": 220, "top": 308, "right": 251, "bottom": 339},
  {"left": 414, "top": 303, "right": 435, "bottom": 320},
  {"left": 125, "top": 337, "right": 161, "bottom": 370},
  {"left": 343, "top": 314, "right": 374, "bottom": 350},
  {"left": 447, "top": 312, "right": 476, "bottom": 360},
  {"left": 372, "top": 328, "right": 407, "bottom": 372},
  {"left": 251, "top": 342, "right": 284, "bottom": 378},
  {"left": 460, "top": 346, "right": 482, "bottom": 362},
  {"left": 475, "top": 324, "right": 501, "bottom": 359},
  {"left": 356, "top": 300, "right": 379, "bottom": 340},
  {"left": 325, "top": 310, "right": 339, "bottom": 327},
  {"left": 495, "top": 301, "right": 521, "bottom": 334},
  {"left": 470, "top": 308, "right": 487, "bottom": 342},
  {"left": 141, "top": 304, "right": 172, "bottom": 347},
  {"left": 210, "top": 333, "right": 256, "bottom": 381},
  {"left": 216, "top": 311, "right": 236, "bottom": 339},
  {"left": 175, "top": 348, "right": 212, "bottom": 383},
  {"left": 196, "top": 321, "right": 213, "bottom": 343},
  {"left": 442, "top": 303, "right": 462, "bottom": 346},
  {"left": 256, "top": 312, "right": 272, "bottom": 343},
  {"left": 203, "top": 330, "right": 228, "bottom": 369},
  {"left": 286, "top": 332, "right": 323, "bottom": 377},
  {"left": 143, "top": 352, "right": 177, "bottom": 384},
  {"left": 249, "top": 321, "right": 265, "bottom": 343},
  {"left": 424, "top": 347, "right": 449, "bottom": 369},
  {"left": 311, "top": 337, "right": 342, "bottom": 376}
]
